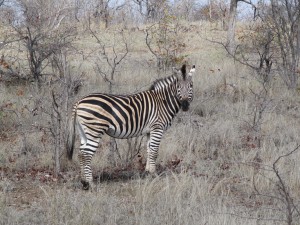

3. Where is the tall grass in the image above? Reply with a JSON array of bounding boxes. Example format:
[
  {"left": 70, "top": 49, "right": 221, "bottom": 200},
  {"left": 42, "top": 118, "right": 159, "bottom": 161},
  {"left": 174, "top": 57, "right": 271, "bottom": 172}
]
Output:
[{"left": 1, "top": 21, "right": 300, "bottom": 225}]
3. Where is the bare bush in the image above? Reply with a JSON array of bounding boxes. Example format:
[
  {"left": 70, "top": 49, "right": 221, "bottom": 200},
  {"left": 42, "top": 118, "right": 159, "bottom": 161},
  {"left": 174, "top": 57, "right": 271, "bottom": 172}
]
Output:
[
  {"left": 6, "top": 0, "right": 77, "bottom": 85},
  {"left": 88, "top": 20, "right": 129, "bottom": 93},
  {"left": 25, "top": 49, "right": 84, "bottom": 176},
  {"left": 145, "top": 13, "right": 187, "bottom": 72},
  {"left": 251, "top": 145, "right": 300, "bottom": 224},
  {"left": 49, "top": 51, "right": 84, "bottom": 176},
  {"left": 268, "top": 0, "right": 300, "bottom": 89},
  {"left": 224, "top": 0, "right": 300, "bottom": 89}
]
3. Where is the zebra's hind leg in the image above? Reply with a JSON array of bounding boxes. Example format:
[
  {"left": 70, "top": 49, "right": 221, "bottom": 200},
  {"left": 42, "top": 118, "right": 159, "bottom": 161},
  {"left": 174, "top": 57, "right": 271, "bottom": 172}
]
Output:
[
  {"left": 78, "top": 149, "right": 96, "bottom": 190},
  {"left": 78, "top": 137, "right": 102, "bottom": 190},
  {"left": 76, "top": 119, "right": 104, "bottom": 190},
  {"left": 145, "top": 127, "right": 163, "bottom": 174}
]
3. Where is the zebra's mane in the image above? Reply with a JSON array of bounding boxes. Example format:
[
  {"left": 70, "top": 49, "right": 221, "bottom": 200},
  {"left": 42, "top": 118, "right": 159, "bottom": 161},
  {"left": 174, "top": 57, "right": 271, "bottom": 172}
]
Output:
[
  {"left": 149, "top": 75, "right": 177, "bottom": 91},
  {"left": 149, "top": 65, "right": 187, "bottom": 91}
]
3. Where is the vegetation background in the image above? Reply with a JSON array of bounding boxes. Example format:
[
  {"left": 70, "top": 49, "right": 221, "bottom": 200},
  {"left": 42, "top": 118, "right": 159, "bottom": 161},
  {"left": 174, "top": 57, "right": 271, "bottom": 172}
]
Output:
[{"left": 0, "top": 0, "right": 300, "bottom": 224}]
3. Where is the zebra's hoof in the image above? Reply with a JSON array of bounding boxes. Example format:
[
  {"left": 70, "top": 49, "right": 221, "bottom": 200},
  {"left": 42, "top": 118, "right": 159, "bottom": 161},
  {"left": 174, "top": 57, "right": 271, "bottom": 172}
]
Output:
[
  {"left": 81, "top": 180, "right": 90, "bottom": 190},
  {"left": 147, "top": 166, "right": 156, "bottom": 174},
  {"left": 144, "top": 170, "right": 158, "bottom": 179}
]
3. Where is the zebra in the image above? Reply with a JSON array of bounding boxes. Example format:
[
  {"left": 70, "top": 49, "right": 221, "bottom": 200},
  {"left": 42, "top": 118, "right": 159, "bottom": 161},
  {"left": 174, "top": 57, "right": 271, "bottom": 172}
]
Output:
[{"left": 66, "top": 64, "right": 195, "bottom": 190}]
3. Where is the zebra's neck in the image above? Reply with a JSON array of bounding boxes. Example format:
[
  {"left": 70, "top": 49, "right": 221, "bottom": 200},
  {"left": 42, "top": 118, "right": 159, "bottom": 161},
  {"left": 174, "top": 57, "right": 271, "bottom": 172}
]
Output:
[{"left": 151, "top": 75, "right": 181, "bottom": 116}]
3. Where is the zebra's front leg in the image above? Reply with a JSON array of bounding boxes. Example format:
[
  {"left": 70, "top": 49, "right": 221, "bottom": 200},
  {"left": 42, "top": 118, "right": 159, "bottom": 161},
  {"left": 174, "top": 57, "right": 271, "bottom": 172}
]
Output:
[{"left": 145, "top": 127, "right": 163, "bottom": 174}]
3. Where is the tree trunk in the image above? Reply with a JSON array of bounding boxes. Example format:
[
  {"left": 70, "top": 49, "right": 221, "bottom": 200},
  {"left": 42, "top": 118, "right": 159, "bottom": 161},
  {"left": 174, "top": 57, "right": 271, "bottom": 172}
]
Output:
[{"left": 227, "top": 0, "right": 238, "bottom": 55}]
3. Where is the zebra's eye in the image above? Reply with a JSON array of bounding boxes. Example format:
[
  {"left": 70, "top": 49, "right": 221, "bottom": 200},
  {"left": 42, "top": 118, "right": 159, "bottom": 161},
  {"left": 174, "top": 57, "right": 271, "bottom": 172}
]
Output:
[{"left": 190, "top": 83, "right": 193, "bottom": 88}]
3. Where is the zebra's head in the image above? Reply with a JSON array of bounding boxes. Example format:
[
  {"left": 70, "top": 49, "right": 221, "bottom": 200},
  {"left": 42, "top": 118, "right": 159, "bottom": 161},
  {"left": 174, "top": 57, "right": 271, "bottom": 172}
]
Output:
[{"left": 173, "top": 64, "right": 195, "bottom": 111}]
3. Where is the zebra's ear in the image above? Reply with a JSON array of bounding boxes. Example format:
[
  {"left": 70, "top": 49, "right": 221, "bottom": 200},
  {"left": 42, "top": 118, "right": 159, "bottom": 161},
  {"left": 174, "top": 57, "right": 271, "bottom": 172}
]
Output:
[
  {"left": 180, "top": 64, "right": 187, "bottom": 76},
  {"left": 187, "top": 65, "right": 195, "bottom": 80},
  {"left": 189, "top": 65, "right": 195, "bottom": 73}
]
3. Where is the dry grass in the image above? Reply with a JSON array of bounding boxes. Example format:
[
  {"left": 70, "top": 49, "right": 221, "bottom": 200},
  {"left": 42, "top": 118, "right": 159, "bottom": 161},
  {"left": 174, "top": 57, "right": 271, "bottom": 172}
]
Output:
[
  {"left": 1, "top": 21, "right": 300, "bottom": 224},
  {"left": 0, "top": 174, "right": 283, "bottom": 225}
]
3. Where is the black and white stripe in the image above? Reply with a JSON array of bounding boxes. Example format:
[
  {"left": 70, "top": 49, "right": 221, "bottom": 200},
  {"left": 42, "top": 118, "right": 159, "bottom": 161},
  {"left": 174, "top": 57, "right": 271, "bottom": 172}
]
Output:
[{"left": 66, "top": 64, "right": 195, "bottom": 190}]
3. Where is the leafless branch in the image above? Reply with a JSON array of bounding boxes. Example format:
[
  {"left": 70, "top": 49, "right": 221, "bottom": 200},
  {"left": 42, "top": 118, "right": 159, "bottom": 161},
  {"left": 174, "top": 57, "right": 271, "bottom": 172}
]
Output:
[
  {"left": 273, "top": 144, "right": 300, "bottom": 220},
  {"left": 88, "top": 16, "right": 129, "bottom": 92},
  {"left": 145, "top": 24, "right": 159, "bottom": 58},
  {"left": 273, "top": 144, "right": 300, "bottom": 168},
  {"left": 249, "top": 144, "right": 300, "bottom": 224}
]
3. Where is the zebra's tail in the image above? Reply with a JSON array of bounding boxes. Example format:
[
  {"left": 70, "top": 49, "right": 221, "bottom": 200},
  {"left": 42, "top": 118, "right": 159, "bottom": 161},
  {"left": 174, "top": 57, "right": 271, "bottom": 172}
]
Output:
[{"left": 66, "top": 105, "right": 77, "bottom": 160}]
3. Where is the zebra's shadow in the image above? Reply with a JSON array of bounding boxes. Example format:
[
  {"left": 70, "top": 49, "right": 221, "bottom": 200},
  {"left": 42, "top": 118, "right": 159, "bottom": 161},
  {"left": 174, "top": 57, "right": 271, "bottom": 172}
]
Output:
[
  {"left": 70, "top": 166, "right": 180, "bottom": 190},
  {"left": 93, "top": 164, "right": 174, "bottom": 183},
  {"left": 94, "top": 170, "right": 147, "bottom": 183}
]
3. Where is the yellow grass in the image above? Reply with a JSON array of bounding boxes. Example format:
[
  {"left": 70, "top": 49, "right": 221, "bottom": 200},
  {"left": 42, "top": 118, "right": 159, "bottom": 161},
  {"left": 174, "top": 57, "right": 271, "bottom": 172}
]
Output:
[{"left": 0, "top": 20, "right": 300, "bottom": 225}]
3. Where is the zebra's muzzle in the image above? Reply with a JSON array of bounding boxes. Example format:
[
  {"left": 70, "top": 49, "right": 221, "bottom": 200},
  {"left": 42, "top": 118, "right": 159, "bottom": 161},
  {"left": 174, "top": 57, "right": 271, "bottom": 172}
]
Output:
[{"left": 181, "top": 100, "right": 190, "bottom": 111}]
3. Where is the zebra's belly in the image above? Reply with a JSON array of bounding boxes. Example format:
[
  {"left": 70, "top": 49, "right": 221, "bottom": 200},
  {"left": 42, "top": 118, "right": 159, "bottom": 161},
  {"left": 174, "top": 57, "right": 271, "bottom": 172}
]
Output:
[{"left": 106, "top": 125, "right": 150, "bottom": 139}]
